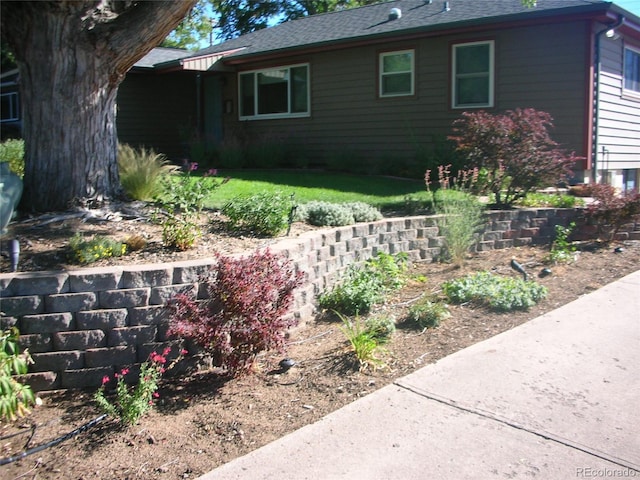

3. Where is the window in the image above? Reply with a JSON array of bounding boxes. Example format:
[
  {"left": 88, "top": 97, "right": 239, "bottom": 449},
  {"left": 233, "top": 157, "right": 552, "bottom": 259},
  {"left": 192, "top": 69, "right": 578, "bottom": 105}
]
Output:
[
  {"left": 379, "top": 50, "right": 414, "bottom": 97},
  {"left": 452, "top": 41, "right": 494, "bottom": 108},
  {"left": 239, "top": 64, "right": 309, "bottom": 119},
  {"left": 624, "top": 46, "right": 640, "bottom": 95},
  {"left": 0, "top": 92, "right": 19, "bottom": 122}
]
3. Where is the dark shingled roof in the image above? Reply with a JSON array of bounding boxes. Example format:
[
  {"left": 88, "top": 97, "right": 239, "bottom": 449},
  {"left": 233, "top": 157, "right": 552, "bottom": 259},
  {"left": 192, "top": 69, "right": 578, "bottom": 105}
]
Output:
[
  {"left": 191, "top": 0, "right": 616, "bottom": 60},
  {"left": 134, "top": 47, "right": 191, "bottom": 69}
]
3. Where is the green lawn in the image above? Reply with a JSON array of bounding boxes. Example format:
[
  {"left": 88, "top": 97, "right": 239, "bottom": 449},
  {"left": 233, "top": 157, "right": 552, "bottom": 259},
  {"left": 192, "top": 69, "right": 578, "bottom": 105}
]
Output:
[{"left": 203, "top": 170, "right": 431, "bottom": 210}]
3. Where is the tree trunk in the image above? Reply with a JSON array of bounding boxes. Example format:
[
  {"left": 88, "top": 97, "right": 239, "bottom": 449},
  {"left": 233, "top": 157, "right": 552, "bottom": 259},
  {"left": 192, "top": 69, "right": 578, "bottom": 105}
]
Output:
[
  {"left": 19, "top": 14, "right": 121, "bottom": 211},
  {"left": 1, "top": 1, "right": 197, "bottom": 212}
]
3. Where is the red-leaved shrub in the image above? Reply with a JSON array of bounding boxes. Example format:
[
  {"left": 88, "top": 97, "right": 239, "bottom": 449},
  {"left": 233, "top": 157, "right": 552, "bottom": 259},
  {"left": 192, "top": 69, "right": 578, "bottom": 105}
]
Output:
[
  {"left": 586, "top": 184, "right": 640, "bottom": 242},
  {"left": 167, "top": 250, "right": 304, "bottom": 376},
  {"left": 449, "top": 108, "right": 581, "bottom": 207}
]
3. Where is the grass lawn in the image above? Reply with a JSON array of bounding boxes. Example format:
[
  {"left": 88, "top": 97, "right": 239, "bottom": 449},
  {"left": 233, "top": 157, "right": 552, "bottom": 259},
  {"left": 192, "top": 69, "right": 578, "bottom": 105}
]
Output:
[{"left": 202, "top": 170, "right": 431, "bottom": 210}]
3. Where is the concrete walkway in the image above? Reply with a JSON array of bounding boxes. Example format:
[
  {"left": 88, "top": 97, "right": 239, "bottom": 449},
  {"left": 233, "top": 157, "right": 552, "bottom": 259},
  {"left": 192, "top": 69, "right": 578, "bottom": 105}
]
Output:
[{"left": 198, "top": 271, "right": 640, "bottom": 480}]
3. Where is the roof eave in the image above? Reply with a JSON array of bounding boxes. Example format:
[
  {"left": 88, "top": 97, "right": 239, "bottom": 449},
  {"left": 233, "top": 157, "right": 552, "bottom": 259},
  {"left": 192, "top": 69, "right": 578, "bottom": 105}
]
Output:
[{"left": 223, "top": 3, "right": 623, "bottom": 66}]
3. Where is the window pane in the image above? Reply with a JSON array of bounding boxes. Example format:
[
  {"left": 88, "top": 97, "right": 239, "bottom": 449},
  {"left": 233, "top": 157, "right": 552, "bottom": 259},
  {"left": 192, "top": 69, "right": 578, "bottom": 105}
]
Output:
[
  {"left": 291, "top": 66, "right": 308, "bottom": 113},
  {"left": 454, "top": 42, "right": 492, "bottom": 107},
  {"left": 624, "top": 48, "right": 640, "bottom": 93},
  {"left": 382, "top": 73, "right": 412, "bottom": 95},
  {"left": 239, "top": 74, "right": 255, "bottom": 117},
  {"left": 456, "top": 44, "right": 489, "bottom": 74},
  {"left": 456, "top": 76, "right": 489, "bottom": 105},
  {"left": 258, "top": 69, "right": 288, "bottom": 114},
  {"left": 0, "top": 93, "right": 19, "bottom": 122},
  {"left": 383, "top": 52, "right": 412, "bottom": 73}
]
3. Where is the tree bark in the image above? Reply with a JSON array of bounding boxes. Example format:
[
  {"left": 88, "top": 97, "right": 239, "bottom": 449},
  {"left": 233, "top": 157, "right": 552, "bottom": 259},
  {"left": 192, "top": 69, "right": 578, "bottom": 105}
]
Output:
[{"left": 1, "top": 1, "right": 196, "bottom": 212}]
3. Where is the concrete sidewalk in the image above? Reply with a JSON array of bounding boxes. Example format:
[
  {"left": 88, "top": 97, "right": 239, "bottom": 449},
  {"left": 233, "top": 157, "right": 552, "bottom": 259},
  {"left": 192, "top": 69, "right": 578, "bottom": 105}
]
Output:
[{"left": 198, "top": 270, "right": 640, "bottom": 480}]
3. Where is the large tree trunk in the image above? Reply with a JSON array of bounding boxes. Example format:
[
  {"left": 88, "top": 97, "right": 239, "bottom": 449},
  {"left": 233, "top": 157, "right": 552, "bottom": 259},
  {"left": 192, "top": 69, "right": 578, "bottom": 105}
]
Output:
[
  {"left": 19, "top": 13, "right": 121, "bottom": 210},
  {"left": 1, "top": 1, "right": 197, "bottom": 212}
]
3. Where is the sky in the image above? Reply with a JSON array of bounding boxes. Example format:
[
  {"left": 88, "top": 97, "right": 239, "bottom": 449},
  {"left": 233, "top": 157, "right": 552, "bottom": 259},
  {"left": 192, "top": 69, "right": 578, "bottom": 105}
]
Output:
[{"left": 613, "top": 0, "right": 640, "bottom": 16}]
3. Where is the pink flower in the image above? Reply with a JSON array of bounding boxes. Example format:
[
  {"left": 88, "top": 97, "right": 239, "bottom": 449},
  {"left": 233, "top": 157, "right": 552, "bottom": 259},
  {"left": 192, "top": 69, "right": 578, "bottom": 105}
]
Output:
[
  {"left": 163, "top": 347, "right": 171, "bottom": 356},
  {"left": 102, "top": 375, "right": 110, "bottom": 385},
  {"left": 189, "top": 162, "right": 198, "bottom": 172},
  {"left": 153, "top": 392, "right": 160, "bottom": 398},
  {"left": 180, "top": 349, "right": 189, "bottom": 356},
  {"left": 120, "top": 368, "right": 130, "bottom": 376}
]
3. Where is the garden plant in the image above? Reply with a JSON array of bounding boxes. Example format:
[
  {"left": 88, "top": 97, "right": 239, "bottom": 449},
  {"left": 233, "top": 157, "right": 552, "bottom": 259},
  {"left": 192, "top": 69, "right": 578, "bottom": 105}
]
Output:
[
  {"left": 0, "top": 328, "right": 37, "bottom": 421},
  {"left": 443, "top": 272, "right": 548, "bottom": 312},
  {"left": 449, "top": 108, "right": 580, "bottom": 208},
  {"left": 426, "top": 164, "right": 486, "bottom": 266},
  {"left": 94, "top": 347, "right": 186, "bottom": 425},
  {"left": 318, "top": 252, "right": 408, "bottom": 316},
  {"left": 167, "top": 250, "right": 303, "bottom": 376}
]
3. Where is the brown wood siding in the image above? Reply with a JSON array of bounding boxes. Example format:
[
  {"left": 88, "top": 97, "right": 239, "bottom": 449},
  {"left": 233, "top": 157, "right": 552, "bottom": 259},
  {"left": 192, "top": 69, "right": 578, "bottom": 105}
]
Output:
[
  {"left": 221, "top": 21, "right": 592, "bottom": 172},
  {"left": 117, "top": 72, "right": 198, "bottom": 160},
  {"left": 596, "top": 35, "right": 640, "bottom": 170}
]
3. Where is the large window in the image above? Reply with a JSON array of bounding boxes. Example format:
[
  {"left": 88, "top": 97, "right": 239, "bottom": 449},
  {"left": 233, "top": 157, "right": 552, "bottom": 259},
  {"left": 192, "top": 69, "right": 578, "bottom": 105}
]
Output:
[
  {"left": 239, "top": 64, "right": 309, "bottom": 119},
  {"left": 624, "top": 46, "right": 640, "bottom": 95},
  {"left": 452, "top": 41, "right": 494, "bottom": 108},
  {"left": 0, "top": 92, "right": 19, "bottom": 122},
  {"left": 379, "top": 50, "right": 414, "bottom": 97}
]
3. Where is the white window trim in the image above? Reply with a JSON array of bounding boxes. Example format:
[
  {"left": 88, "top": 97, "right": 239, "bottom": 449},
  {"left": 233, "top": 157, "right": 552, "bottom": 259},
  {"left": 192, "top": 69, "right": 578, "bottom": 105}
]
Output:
[
  {"left": 238, "top": 63, "right": 311, "bottom": 120},
  {"left": 379, "top": 49, "right": 415, "bottom": 98},
  {"left": 0, "top": 92, "right": 19, "bottom": 122},
  {"left": 451, "top": 40, "right": 495, "bottom": 109},
  {"left": 623, "top": 44, "right": 640, "bottom": 99}
]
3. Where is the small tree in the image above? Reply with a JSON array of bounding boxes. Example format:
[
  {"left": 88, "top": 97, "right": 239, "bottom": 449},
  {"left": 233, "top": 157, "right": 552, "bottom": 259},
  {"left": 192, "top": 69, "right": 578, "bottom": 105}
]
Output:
[{"left": 449, "top": 108, "right": 580, "bottom": 208}]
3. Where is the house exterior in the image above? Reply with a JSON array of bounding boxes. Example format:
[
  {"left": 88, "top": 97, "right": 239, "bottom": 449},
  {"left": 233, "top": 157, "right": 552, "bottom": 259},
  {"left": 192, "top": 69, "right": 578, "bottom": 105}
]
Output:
[
  {"left": 4, "top": 1, "right": 640, "bottom": 189},
  {"left": 0, "top": 69, "right": 21, "bottom": 140}
]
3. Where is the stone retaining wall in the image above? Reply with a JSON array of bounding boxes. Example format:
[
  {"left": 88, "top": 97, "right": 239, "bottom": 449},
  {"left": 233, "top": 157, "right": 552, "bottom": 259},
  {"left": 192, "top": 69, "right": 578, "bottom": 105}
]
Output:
[{"left": 1, "top": 208, "right": 638, "bottom": 391}]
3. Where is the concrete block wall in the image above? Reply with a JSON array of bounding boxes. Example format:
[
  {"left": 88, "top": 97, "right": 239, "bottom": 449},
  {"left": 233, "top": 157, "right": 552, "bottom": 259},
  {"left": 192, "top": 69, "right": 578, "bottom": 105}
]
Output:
[{"left": 1, "top": 208, "right": 638, "bottom": 391}]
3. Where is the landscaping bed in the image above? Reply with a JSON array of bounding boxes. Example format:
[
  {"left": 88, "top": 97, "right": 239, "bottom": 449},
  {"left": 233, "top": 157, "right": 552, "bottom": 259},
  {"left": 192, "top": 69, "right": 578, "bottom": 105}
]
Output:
[{"left": 2, "top": 240, "right": 639, "bottom": 479}]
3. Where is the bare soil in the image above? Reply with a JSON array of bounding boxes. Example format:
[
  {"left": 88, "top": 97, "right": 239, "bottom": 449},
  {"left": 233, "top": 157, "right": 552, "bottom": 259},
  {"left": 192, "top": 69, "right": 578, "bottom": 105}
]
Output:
[{"left": 1, "top": 205, "right": 639, "bottom": 480}]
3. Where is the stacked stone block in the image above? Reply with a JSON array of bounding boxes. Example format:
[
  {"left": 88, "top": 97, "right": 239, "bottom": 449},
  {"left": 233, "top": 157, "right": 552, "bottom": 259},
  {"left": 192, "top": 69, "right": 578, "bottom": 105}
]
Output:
[{"left": 2, "top": 208, "right": 639, "bottom": 391}]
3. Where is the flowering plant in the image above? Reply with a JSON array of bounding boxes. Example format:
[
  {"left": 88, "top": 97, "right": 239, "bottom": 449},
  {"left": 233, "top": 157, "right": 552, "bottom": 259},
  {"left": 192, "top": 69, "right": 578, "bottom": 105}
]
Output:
[
  {"left": 94, "top": 347, "right": 187, "bottom": 425},
  {"left": 156, "top": 161, "right": 228, "bottom": 250}
]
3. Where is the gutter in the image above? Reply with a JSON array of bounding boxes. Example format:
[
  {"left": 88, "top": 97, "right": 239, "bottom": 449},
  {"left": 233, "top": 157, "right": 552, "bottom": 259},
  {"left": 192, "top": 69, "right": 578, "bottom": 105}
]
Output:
[{"left": 592, "top": 14, "right": 625, "bottom": 183}]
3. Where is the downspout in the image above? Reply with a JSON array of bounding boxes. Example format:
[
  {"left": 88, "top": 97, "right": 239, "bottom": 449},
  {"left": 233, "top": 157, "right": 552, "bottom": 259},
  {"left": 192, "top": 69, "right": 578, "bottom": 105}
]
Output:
[{"left": 592, "top": 14, "right": 625, "bottom": 183}]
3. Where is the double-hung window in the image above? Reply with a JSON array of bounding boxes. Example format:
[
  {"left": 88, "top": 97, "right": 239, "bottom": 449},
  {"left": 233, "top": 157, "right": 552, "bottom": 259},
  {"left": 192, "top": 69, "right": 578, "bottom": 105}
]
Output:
[
  {"left": 239, "top": 64, "right": 309, "bottom": 119},
  {"left": 623, "top": 46, "right": 640, "bottom": 96},
  {"left": 0, "top": 92, "right": 19, "bottom": 122},
  {"left": 379, "top": 50, "right": 415, "bottom": 97},
  {"left": 452, "top": 40, "right": 494, "bottom": 108}
]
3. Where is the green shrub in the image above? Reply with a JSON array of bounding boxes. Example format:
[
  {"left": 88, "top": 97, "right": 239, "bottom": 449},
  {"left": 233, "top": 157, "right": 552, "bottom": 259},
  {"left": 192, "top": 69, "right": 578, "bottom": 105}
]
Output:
[
  {"left": 517, "top": 192, "right": 583, "bottom": 208},
  {"left": 318, "top": 252, "right": 408, "bottom": 315},
  {"left": 347, "top": 202, "right": 383, "bottom": 222},
  {"left": 117, "top": 143, "right": 178, "bottom": 201},
  {"left": 0, "top": 139, "right": 25, "bottom": 178},
  {"left": 1, "top": 327, "right": 37, "bottom": 421},
  {"left": 300, "top": 201, "right": 354, "bottom": 226},
  {"left": 222, "top": 191, "right": 294, "bottom": 236},
  {"left": 549, "top": 222, "right": 577, "bottom": 264},
  {"left": 406, "top": 298, "right": 450, "bottom": 329},
  {"left": 161, "top": 216, "right": 201, "bottom": 251},
  {"left": 364, "top": 315, "right": 396, "bottom": 344},
  {"left": 297, "top": 201, "right": 382, "bottom": 227},
  {"left": 69, "top": 234, "right": 127, "bottom": 265},
  {"left": 443, "top": 272, "right": 547, "bottom": 312}
]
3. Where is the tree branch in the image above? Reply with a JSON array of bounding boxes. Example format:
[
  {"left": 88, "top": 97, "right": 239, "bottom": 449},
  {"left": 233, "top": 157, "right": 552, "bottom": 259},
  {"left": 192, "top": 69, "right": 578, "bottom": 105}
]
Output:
[{"left": 92, "top": 0, "right": 197, "bottom": 74}]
